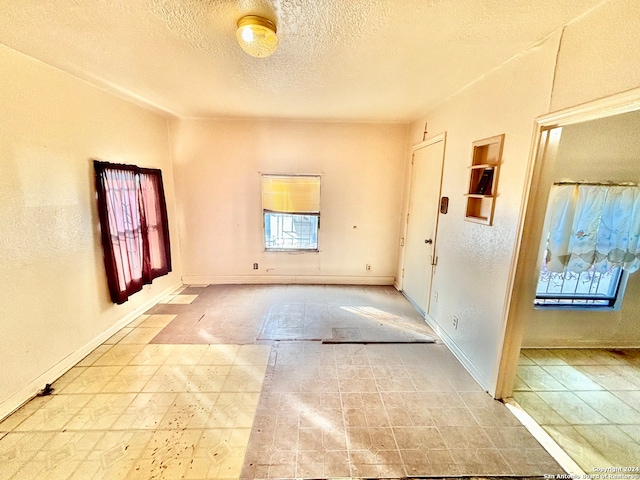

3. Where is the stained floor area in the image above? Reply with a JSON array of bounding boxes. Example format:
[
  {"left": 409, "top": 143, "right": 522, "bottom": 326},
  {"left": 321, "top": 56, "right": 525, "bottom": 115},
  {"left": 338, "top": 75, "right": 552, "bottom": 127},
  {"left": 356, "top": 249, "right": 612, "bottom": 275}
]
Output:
[
  {"left": 0, "top": 285, "right": 563, "bottom": 479},
  {"left": 515, "top": 348, "right": 640, "bottom": 473}
]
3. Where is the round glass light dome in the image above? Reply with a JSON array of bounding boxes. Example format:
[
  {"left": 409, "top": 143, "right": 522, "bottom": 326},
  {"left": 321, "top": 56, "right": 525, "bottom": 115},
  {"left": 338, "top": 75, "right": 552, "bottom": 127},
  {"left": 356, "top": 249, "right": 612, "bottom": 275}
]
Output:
[{"left": 236, "top": 15, "right": 279, "bottom": 58}]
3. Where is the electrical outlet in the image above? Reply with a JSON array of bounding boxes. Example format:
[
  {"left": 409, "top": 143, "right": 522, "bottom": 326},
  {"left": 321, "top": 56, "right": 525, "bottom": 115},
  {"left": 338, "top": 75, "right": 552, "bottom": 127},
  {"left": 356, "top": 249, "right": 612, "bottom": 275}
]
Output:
[
  {"left": 366, "top": 264, "right": 371, "bottom": 271},
  {"left": 453, "top": 316, "right": 459, "bottom": 329},
  {"left": 253, "top": 263, "right": 258, "bottom": 270},
  {"left": 434, "top": 291, "right": 438, "bottom": 303}
]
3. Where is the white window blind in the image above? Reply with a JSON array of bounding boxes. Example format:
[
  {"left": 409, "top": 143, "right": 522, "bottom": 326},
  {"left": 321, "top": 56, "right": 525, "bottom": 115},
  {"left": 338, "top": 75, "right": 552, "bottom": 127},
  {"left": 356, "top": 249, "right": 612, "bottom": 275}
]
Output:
[{"left": 261, "top": 175, "right": 320, "bottom": 214}]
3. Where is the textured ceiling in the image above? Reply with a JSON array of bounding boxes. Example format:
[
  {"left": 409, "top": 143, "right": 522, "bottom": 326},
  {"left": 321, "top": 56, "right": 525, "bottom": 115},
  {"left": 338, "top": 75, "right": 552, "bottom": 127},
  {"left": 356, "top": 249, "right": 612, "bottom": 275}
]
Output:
[{"left": 0, "top": 0, "right": 604, "bottom": 122}]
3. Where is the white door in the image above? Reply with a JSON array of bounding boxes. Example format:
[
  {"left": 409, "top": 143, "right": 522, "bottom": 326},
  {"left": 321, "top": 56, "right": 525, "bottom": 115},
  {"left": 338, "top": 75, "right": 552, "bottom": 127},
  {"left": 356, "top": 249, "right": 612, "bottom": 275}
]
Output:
[{"left": 402, "top": 137, "right": 445, "bottom": 315}]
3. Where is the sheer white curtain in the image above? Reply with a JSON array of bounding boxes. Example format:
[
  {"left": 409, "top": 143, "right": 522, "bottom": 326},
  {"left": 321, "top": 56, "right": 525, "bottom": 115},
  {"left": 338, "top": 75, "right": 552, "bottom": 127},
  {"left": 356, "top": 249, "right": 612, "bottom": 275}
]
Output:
[{"left": 545, "top": 184, "right": 640, "bottom": 274}]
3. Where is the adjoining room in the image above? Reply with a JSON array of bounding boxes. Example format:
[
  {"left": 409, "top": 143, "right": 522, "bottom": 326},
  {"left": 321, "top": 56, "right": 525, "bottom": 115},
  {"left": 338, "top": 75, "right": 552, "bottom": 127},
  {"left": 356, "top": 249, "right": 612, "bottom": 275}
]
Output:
[{"left": 1, "top": 1, "right": 639, "bottom": 478}]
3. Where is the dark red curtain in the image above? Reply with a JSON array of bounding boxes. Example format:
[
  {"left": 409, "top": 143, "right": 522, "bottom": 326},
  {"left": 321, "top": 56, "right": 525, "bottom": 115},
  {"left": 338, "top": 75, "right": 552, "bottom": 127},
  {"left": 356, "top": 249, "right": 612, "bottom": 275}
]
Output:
[{"left": 94, "top": 161, "right": 171, "bottom": 304}]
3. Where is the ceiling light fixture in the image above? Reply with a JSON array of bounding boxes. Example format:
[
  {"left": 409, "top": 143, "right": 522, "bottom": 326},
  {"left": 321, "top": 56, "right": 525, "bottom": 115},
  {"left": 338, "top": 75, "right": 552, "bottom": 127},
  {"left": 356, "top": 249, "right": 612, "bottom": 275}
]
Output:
[{"left": 236, "top": 15, "right": 279, "bottom": 58}]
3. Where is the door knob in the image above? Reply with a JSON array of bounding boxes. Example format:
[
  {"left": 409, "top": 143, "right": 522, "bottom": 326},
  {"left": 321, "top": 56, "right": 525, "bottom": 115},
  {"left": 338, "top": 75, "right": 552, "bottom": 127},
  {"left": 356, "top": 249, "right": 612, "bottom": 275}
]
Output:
[{"left": 424, "top": 239, "right": 433, "bottom": 244}]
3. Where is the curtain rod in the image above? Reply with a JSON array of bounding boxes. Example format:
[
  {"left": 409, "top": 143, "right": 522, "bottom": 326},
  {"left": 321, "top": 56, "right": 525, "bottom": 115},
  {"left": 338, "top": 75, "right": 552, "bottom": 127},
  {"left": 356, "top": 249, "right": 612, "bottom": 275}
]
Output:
[{"left": 554, "top": 181, "right": 639, "bottom": 186}]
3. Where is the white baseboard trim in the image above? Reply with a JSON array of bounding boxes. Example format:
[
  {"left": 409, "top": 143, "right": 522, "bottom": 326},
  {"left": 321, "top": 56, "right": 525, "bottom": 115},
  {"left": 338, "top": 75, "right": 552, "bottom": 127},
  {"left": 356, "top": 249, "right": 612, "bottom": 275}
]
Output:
[
  {"left": 181, "top": 275, "right": 395, "bottom": 286},
  {"left": 0, "top": 281, "right": 182, "bottom": 423},
  {"left": 424, "top": 313, "right": 491, "bottom": 393}
]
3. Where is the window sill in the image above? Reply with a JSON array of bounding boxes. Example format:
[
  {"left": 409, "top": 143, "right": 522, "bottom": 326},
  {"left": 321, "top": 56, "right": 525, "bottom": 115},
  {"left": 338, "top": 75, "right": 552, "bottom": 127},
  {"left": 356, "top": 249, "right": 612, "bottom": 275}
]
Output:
[
  {"left": 533, "top": 304, "right": 620, "bottom": 312},
  {"left": 264, "top": 249, "right": 320, "bottom": 254}
]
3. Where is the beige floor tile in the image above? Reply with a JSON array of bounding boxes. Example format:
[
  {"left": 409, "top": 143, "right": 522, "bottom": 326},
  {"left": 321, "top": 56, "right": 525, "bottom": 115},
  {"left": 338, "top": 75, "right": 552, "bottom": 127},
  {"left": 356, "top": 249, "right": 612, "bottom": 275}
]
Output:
[
  {"left": 542, "top": 365, "right": 605, "bottom": 391},
  {"left": 118, "top": 327, "right": 163, "bottom": 344},
  {"left": 609, "top": 364, "right": 640, "bottom": 387},
  {"left": 186, "top": 429, "right": 249, "bottom": 479},
  {"left": 543, "top": 425, "right": 616, "bottom": 472},
  {"left": 168, "top": 294, "right": 198, "bottom": 304},
  {"left": 500, "top": 447, "right": 564, "bottom": 475},
  {"left": 92, "top": 344, "right": 146, "bottom": 366},
  {"left": 575, "top": 390, "right": 640, "bottom": 424},
  {"left": 129, "top": 344, "right": 177, "bottom": 365},
  {"left": 393, "top": 426, "right": 447, "bottom": 450},
  {"left": 518, "top": 348, "right": 640, "bottom": 473},
  {"left": 613, "top": 390, "right": 640, "bottom": 412},
  {"left": 457, "top": 391, "right": 499, "bottom": 409},
  {"left": 522, "top": 349, "right": 568, "bottom": 366},
  {"left": 156, "top": 294, "right": 176, "bottom": 304},
  {"left": 449, "top": 447, "right": 512, "bottom": 475},
  {"left": 137, "top": 313, "right": 177, "bottom": 328},
  {"left": 235, "top": 345, "right": 272, "bottom": 366},
  {"left": 619, "top": 424, "right": 640, "bottom": 441},
  {"left": 223, "top": 364, "right": 268, "bottom": 392},
  {"left": 518, "top": 352, "right": 536, "bottom": 366},
  {"left": 537, "top": 391, "right": 609, "bottom": 424},
  {"left": 401, "top": 448, "right": 460, "bottom": 476},
  {"left": 552, "top": 349, "right": 608, "bottom": 366},
  {"left": 101, "top": 365, "right": 159, "bottom": 393},
  {"left": 48, "top": 366, "right": 86, "bottom": 393},
  {"left": 104, "top": 328, "right": 133, "bottom": 344},
  {"left": 64, "top": 394, "right": 138, "bottom": 431},
  {"left": 164, "top": 345, "right": 209, "bottom": 365},
  {"left": 575, "top": 424, "right": 640, "bottom": 466},
  {"left": 55, "top": 366, "right": 124, "bottom": 394},
  {"left": 127, "top": 314, "right": 151, "bottom": 328},
  {"left": 468, "top": 405, "right": 523, "bottom": 427},
  {"left": 13, "top": 395, "right": 93, "bottom": 432},
  {"left": 512, "top": 391, "right": 569, "bottom": 425},
  {"left": 586, "top": 349, "right": 631, "bottom": 366},
  {"left": 517, "top": 365, "right": 568, "bottom": 391},
  {"left": 578, "top": 365, "right": 640, "bottom": 390},
  {"left": 200, "top": 344, "right": 240, "bottom": 365},
  {"left": 76, "top": 345, "right": 112, "bottom": 367},
  {"left": 483, "top": 425, "right": 543, "bottom": 449},
  {"left": 429, "top": 406, "right": 479, "bottom": 426},
  {"left": 438, "top": 425, "right": 493, "bottom": 449}
]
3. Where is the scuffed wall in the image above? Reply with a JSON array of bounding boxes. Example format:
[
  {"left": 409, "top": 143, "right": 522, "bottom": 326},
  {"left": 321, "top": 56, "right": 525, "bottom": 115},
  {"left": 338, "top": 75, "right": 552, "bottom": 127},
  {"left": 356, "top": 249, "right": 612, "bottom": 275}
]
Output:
[
  {"left": 0, "top": 44, "right": 182, "bottom": 415},
  {"left": 170, "top": 118, "right": 408, "bottom": 285}
]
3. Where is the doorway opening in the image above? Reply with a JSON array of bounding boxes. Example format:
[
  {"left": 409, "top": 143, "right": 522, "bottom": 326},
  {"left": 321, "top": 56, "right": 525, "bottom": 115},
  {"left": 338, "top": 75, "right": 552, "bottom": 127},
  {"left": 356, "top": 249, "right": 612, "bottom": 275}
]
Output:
[{"left": 496, "top": 89, "right": 640, "bottom": 473}]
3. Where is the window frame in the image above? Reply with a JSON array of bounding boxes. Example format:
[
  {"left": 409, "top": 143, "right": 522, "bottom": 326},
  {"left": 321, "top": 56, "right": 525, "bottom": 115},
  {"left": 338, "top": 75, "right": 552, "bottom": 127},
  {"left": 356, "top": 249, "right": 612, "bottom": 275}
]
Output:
[
  {"left": 532, "top": 182, "right": 637, "bottom": 311},
  {"left": 534, "top": 264, "right": 628, "bottom": 310},
  {"left": 261, "top": 174, "right": 321, "bottom": 253},
  {"left": 94, "top": 160, "right": 171, "bottom": 304}
]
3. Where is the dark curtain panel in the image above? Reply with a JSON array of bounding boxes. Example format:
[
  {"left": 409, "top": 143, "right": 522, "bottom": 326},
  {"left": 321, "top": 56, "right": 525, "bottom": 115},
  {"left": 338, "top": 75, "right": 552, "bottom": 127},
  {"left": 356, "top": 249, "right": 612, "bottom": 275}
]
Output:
[
  {"left": 94, "top": 161, "right": 171, "bottom": 304},
  {"left": 139, "top": 169, "right": 172, "bottom": 277}
]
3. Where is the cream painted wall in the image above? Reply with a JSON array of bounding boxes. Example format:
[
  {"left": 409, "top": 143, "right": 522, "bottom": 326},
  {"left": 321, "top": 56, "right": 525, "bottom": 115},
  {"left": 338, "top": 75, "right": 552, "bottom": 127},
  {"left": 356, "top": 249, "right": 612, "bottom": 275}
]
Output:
[
  {"left": 0, "top": 44, "right": 182, "bottom": 415},
  {"left": 550, "top": 0, "right": 640, "bottom": 112},
  {"left": 403, "top": 32, "right": 562, "bottom": 389},
  {"left": 169, "top": 119, "right": 407, "bottom": 284},
  {"left": 521, "top": 111, "right": 640, "bottom": 347}
]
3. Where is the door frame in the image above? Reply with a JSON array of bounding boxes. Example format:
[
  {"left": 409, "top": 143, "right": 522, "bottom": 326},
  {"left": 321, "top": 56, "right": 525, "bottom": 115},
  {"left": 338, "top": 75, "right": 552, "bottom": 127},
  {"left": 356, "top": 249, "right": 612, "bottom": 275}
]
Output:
[
  {"left": 492, "top": 87, "right": 640, "bottom": 399},
  {"left": 398, "top": 132, "right": 447, "bottom": 314}
]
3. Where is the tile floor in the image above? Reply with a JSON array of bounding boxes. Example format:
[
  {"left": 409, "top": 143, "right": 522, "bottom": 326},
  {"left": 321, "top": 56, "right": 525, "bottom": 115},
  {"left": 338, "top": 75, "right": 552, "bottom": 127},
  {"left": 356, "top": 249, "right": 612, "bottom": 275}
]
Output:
[
  {"left": 515, "top": 348, "right": 640, "bottom": 473},
  {"left": 0, "top": 285, "right": 564, "bottom": 479}
]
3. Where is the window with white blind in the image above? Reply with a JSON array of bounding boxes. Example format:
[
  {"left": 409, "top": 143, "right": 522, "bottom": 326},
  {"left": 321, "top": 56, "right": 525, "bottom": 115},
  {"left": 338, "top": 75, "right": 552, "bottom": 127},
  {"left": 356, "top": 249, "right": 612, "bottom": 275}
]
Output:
[{"left": 261, "top": 174, "right": 321, "bottom": 251}]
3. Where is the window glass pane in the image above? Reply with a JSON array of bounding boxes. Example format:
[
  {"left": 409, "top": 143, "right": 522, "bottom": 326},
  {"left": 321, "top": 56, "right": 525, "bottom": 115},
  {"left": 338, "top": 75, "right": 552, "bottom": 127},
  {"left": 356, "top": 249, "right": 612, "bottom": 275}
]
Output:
[
  {"left": 265, "top": 213, "right": 318, "bottom": 250},
  {"left": 535, "top": 260, "right": 622, "bottom": 306}
]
